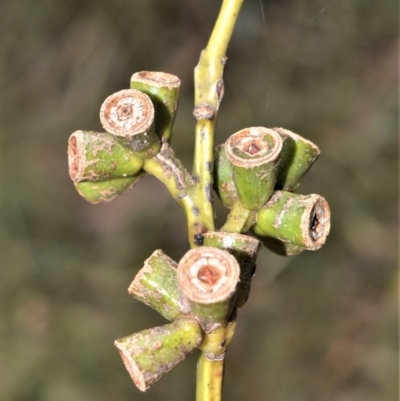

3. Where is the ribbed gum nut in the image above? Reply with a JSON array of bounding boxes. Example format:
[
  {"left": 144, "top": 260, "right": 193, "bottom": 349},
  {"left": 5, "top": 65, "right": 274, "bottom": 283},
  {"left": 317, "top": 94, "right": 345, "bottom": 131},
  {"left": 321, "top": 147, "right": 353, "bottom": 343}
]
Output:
[
  {"left": 130, "top": 71, "right": 181, "bottom": 142},
  {"left": 273, "top": 127, "right": 320, "bottom": 191},
  {"left": 177, "top": 247, "right": 240, "bottom": 333},
  {"left": 128, "top": 250, "right": 192, "bottom": 321},
  {"left": 213, "top": 145, "right": 238, "bottom": 209},
  {"left": 75, "top": 173, "right": 145, "bottom": 204},
  {"left": 100, "top": 89, "right": 159, "bottom": 157},
  {"left": 202, "top": 231, "right": 260, "bottom": 308},
  {"left": 253, "top": 191, "right": 331, "bottom": 250},
  {"left": 68, "top": 130, "right": 144, "bottom": 183},
  {"left": 114, "top": 319, "right": 203, "bottom": 392},
  {"left": 225, "top": 127, "right": 283, "bottom": 210}
]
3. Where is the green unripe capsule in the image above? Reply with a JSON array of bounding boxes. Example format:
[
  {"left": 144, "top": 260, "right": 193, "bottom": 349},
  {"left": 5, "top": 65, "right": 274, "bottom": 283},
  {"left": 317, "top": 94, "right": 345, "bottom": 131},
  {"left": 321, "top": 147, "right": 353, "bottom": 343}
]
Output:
[
  {"left": 273, "top": 127, "right": 320, "bottom": 191},
  {"left": 131, "top": 71, "right": 181, "bottom": 143},
  {"left": 100, "top": 89, "right": 160, "bottom": 158},
  {"left": 203, "top": 231, "right": 260, "bottom": 308},
  {"left": 225, "top": 127, "right": 283, "bottom": 211},
  {"left": 68, "top": 130, "right": 144, "bottom": 183},
  {"left": 75, "top": 173, "right": 145, "bottom": 204},
  {"left": 258, "top": 236, "right": 305, "bottom": 257},
  {"left": 213, "top": 144, "right": 238, "bottom": 209},
  {"left": 253, "top": 191, "right": 331, "bottom": 250},
  {"left": 177, "top": 247, "right": 240, "bottom": 333},
  {"left": 128, "top": 249, "right": 192, "bottom": 321},
  {"left": 115, "top": 319, "right": 203, "bottom": 392}
]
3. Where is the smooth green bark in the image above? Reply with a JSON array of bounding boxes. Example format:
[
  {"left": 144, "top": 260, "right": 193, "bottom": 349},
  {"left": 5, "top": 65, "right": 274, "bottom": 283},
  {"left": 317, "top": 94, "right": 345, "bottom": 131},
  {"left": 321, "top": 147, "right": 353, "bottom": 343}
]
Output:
[
  {"left": 192, "top": 0, "right": 246, "bottom": 236},
  {"left": 196, "top": 320, "right": 237, "bottom": 401}
]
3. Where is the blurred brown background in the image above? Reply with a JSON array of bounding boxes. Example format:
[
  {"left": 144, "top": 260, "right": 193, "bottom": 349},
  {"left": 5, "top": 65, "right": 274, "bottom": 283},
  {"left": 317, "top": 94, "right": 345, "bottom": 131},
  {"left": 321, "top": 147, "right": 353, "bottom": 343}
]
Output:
[{"left": 0, "top": 0, "right": 398, "bottom": 400}]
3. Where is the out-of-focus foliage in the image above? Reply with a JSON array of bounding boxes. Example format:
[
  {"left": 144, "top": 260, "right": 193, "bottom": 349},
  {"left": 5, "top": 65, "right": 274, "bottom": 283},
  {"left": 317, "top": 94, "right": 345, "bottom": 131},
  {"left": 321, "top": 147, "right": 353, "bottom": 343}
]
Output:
[{"left": 0, "top": 0, "right": 397, "bottom": 400}]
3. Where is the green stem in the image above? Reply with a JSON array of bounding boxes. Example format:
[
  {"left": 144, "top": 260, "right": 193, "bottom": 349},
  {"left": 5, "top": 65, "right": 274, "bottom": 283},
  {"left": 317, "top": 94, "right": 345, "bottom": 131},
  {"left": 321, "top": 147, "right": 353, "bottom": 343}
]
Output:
[
  {"left": 193, "top": 0, "right": 246, "bottom": 235},
  {"left": 193, "top": 1, "right": 245, "bottom": 398},
  {"left": 220, "top": 200, "right": 251, "bottom": 233},
  {"left": 143, "top": 143, "right": 203, "bottom": 247},
  {"left": 196, "top": 321, "right": 237, "bottom": 401},
  {"left": 196, "top": 354, "right": 224, "bottom": 401}
]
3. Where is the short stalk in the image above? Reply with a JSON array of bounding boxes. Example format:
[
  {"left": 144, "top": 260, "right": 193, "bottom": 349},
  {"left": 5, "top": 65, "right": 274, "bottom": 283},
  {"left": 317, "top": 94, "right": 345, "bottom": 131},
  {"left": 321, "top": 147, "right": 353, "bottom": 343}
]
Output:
[
  {"left": 220, "top": 200, "right": 251, "bottom": 233},
  {"left": 143, "top": 143, "right": 203, "bottom": 247}
]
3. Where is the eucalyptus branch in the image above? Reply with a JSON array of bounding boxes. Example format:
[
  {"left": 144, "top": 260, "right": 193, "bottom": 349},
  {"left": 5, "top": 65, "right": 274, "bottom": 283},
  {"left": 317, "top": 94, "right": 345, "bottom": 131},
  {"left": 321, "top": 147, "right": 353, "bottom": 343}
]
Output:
[{"left": 66, "top": 0, "right": 332, "bottom": 399}]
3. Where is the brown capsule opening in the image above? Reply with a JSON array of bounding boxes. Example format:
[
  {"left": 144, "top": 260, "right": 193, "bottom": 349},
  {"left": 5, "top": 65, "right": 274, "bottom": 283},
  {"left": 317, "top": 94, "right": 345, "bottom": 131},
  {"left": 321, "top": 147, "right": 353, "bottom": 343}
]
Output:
[
  {"left": 100, "top": 89, "right": 154, "bottom": 139},
  {"left": 225, "top": 127, "right": 283, "bottom": 168},
  {"left": 197, "top": 265, "right": 221, "bottom": 286},
  {"left": 68, "top": 135, "right": 78, "bottom": 180},
  {"left": 68, "top": 131, "right": 85, "bottom": 182},
  {"left": 131, "top": 71, "right": 181, "bottom": 88},
  {"left": 243, "top": 141, "right": 262, "bottom": 156},
  {"left": 303, "top": 195, "right": 331, "bottom": 249},
  {"left": 310, "top": 202, "right": 326, "bottom": 241},
  {"left": 177, "top": 247, "right": 240, "bottom": 304}
]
